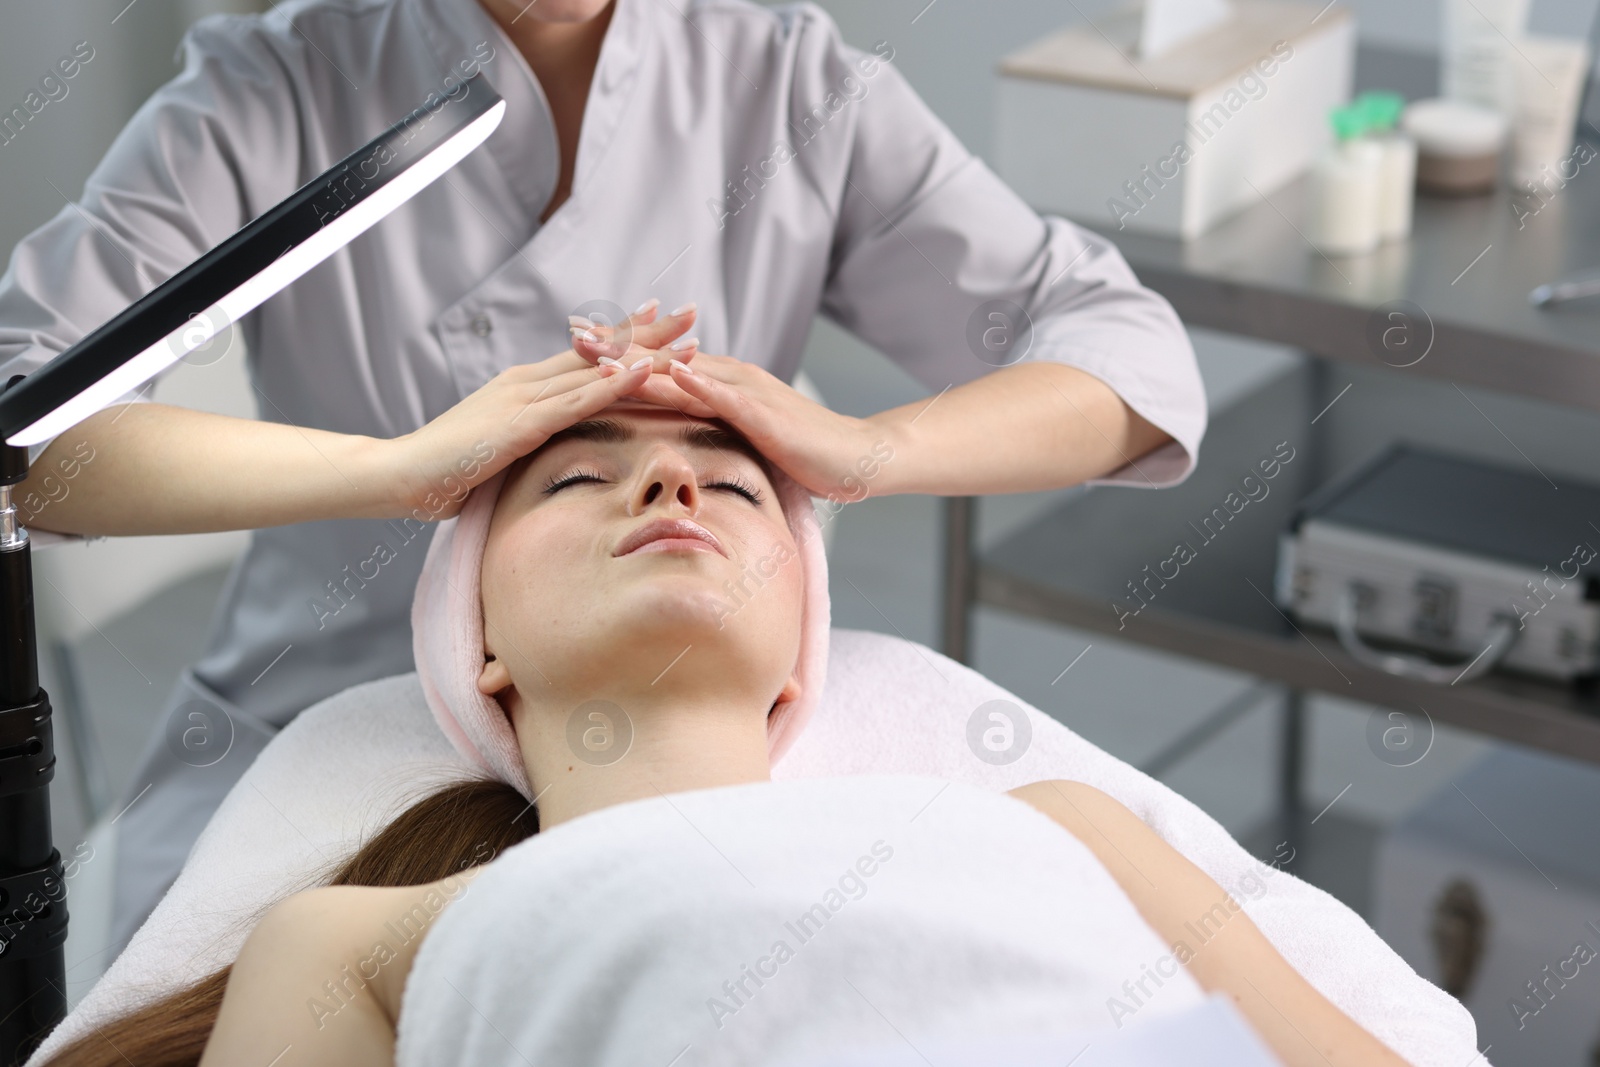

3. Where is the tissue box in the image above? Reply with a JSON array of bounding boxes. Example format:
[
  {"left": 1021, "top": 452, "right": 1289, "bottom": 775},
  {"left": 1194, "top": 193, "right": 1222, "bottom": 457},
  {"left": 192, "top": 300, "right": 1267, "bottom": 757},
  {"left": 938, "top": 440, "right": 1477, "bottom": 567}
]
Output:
[
  {"left": 1373, "top": 747, "right": 1600, "bottom": 1066},
  {"left": 994, "top": 1, "right": 1355, "bottom": 238}
]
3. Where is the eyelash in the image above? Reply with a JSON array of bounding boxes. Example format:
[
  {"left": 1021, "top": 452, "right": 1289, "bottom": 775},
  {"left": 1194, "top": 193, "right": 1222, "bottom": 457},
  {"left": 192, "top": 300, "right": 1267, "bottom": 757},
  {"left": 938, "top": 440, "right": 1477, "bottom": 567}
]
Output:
[{"left": 542, "top": 468, "right": 766, "bottom": 505}]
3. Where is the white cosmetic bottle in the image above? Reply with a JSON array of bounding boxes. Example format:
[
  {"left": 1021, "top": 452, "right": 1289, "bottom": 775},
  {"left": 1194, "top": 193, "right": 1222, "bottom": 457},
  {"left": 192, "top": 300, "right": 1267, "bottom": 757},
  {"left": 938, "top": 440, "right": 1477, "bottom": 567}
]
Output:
[
  {"left": 1442, "top": 0, "right": 1531, "bottom": 120},
  {"left": 1308, "top": 105, "right": 1383, "bottom": 256},
  {"left": 1359, "top": 91, "right": 1418, "bottom": 241}
]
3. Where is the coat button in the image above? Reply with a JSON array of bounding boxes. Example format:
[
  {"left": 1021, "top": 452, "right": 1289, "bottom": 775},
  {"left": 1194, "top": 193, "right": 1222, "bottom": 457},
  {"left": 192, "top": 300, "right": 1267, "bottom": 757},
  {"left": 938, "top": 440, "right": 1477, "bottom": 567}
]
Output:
[{"left": 470, "top": 312, "right": 493, "bottom": 338}]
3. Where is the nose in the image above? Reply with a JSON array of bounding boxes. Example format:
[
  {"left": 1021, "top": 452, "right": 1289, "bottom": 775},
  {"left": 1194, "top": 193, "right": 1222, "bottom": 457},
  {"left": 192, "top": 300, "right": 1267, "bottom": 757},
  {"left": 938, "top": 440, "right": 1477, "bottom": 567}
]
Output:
[{"left": 627, "top": 445, "right": 701, "bottom": 516}]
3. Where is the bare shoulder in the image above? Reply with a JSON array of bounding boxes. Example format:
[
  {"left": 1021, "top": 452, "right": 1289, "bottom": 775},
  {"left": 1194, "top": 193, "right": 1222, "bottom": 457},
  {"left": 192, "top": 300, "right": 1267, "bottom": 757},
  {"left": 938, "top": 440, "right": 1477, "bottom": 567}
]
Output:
[
  {"left": 1007, "top": 778, "right": 1124, "bottom": 815},
  {"left": 257, "top": 868, "right": 489, "bottom": 1016},
  {"left": 205, "top": 868, "right": 487, "bottom": 1065},
  {"left": 233, "top": 883, "right": 417, "bottom": 1016},
  {"left": 251, "top": 864, "right": 487, "bottom": 940},
  {"left": 1005, "top": 779, "right": 1156, "bottom": 841},
  {"left": 203, "top": 884, "right": 401, "bottom": 1066},
  {"left": 245, "top": 881, "right": 410, "bottom": 960}
]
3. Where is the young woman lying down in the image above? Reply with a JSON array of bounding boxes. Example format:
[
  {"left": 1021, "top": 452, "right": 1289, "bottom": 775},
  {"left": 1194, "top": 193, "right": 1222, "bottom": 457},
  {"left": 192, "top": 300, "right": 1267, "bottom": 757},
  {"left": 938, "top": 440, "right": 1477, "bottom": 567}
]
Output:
[{"left": 41, "top": 356, "right": 1415, "bottom": 1067}]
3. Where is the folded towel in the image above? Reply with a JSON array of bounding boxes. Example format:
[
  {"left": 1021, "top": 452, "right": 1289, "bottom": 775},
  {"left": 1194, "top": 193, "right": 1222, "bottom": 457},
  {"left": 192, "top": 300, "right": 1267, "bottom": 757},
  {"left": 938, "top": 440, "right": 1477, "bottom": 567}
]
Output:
[
  {"left": 395, "top": 774, "right": 1211, "bottom": 1066},
  {"left": 772, "top": 993, "right": 1281, "bottom": 1067}
]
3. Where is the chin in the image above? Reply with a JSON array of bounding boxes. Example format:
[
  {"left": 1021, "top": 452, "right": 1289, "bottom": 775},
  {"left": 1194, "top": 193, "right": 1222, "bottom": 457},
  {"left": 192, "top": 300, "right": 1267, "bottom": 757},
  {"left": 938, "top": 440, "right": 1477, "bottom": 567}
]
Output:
[{"left": 624, "top": 574, "right": 739, "bottom": 634}]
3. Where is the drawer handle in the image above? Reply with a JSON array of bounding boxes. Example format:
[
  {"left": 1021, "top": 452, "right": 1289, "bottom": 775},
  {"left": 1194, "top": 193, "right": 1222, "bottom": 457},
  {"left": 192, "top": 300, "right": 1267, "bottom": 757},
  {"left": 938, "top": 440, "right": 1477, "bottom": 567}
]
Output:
[{"left": 1335, "top": 584, "right": 1519, "bottom": 685}]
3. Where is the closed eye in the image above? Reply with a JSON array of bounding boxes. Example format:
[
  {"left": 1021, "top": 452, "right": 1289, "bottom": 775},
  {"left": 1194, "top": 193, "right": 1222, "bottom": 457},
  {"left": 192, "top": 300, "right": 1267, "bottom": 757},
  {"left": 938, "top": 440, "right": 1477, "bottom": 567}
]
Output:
[
  {"left": 707, "top": 476, "right": 765, "bottom": 505},
  {"left": 542, "top": 469, "right": 765, "bottom": 505},
  {"left": 542, "top": 468, "right": 604, "bottom": 495}
]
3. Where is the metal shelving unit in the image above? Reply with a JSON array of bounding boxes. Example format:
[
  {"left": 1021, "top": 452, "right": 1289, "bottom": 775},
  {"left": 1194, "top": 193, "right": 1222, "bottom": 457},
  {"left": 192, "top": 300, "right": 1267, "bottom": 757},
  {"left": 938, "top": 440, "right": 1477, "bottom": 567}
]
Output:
[
  {"left": 948, "top": 365, "right": 1600, "bottom": 767},
  {"left": 943, "top": 45, "right": 1600, "bottom": 852}
]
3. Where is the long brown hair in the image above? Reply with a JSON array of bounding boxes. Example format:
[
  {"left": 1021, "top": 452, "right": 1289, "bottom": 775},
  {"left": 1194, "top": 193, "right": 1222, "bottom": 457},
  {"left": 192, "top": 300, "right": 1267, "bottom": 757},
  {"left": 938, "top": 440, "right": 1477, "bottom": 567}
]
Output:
[{"left": 36, "top": 776, "right": 537, "bottom": 1066}]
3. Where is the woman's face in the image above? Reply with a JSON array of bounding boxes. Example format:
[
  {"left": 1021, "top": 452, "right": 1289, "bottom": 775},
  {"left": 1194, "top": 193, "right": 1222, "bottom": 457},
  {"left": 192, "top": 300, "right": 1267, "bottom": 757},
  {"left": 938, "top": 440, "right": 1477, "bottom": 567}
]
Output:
[{"left": 477, "top": 400, "right": 805, "bottom": 732}]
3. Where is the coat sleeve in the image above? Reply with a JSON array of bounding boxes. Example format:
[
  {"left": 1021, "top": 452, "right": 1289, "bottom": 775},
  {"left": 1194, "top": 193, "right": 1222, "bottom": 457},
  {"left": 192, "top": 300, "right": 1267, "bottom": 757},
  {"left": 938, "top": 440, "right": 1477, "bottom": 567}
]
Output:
[
  {"left": 799, "top": 10, "right": 1206, "bottom": 488},
  {"left": 0, "top": 17, "right": 300, "bottom": 544}
]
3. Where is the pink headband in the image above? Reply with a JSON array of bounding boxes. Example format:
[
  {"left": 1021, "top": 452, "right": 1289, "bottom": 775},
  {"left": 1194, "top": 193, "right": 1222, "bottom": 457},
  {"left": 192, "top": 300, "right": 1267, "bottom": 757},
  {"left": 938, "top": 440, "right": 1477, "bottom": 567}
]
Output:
[{"left": 411, "top": 437, "right": 831, "bottom": 802}]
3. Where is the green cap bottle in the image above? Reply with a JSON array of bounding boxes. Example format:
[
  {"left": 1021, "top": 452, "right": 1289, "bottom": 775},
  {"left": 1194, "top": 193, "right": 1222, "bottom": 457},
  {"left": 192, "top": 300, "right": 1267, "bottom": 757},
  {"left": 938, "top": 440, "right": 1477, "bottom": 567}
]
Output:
[
  {"left": 1356, "top": 90, "right": 1406, "bottom": 132},
  {"left": 1330, "top": 104, "right": 1368, "bottom": 142}
]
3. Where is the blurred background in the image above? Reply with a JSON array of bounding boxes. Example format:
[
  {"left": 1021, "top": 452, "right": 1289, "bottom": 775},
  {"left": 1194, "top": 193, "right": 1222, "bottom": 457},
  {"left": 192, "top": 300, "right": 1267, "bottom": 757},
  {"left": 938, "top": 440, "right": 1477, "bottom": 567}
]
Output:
[{"left": 7, "top": 0, "right": 1600, "bottom": 1061}]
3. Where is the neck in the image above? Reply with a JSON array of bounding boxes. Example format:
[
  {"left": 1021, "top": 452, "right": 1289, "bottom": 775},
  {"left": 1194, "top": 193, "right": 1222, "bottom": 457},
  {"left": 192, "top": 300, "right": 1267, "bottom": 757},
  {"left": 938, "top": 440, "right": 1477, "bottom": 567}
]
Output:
[
  {"left": 482, "top": 3, "right": 615, "bottom": 93},
  {"left": 519, "top": 693, "right": 773, "bottom": 829}
]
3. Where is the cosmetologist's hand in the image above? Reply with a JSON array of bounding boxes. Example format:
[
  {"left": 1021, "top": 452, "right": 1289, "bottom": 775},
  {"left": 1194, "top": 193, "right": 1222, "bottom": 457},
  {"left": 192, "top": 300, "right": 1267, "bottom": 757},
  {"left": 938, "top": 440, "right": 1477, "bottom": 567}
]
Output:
[
  {"left": 567, "top": 299, "right": 716, "bottom": 414},
  {"left": 662, "top": 353, "right": 895, "bottom": 502},
  {"left": 386, "top": 302, "right": 700, "bottom": 521}
]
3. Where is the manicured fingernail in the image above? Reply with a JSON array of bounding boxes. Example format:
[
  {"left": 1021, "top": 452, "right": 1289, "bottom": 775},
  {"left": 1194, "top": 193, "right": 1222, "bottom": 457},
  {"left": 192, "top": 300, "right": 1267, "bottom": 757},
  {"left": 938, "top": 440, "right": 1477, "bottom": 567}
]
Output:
[
  {"left": 668, "top": 337, "right": 698, "bottom": 351},
  {"left": 634, "top": 297, "right": 659, "bottom": 315},
  {"left": 568, "top": 315, "right": 595, "bottom": 328},
  {"left": 572, "top": 328, "right": 599, "bottom": 343},
  {"left": 670, "top": 358, "right": 694, "bottom": 374},
  {"left": 630, "top": 357, "right": 652, "bottom": 370},
  {"left": 597, "top": 356, "right": 624, "bottom": 367},
  {"left": 669, "top": 301, "right": 697, "bottom": 316}
]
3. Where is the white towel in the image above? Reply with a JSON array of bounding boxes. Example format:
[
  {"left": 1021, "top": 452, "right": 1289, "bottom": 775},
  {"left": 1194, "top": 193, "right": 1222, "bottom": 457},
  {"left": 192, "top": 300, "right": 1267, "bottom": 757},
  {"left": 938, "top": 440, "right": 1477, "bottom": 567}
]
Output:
[
  {"left": 772, "top": 993, "right": 1282, "bottom": 1067},
  {"left": 27, "top": 629, "right": 1479, "bottom": 1066},
  {"left": 395, "top": 774, "right": 1212, "bottom": 1066}
]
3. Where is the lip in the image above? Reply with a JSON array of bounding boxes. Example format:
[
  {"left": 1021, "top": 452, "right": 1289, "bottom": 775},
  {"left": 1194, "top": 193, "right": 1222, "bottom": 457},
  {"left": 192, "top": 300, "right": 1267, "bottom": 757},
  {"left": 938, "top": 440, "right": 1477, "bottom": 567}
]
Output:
[{"left": 614, "top": 518, "right": 726, "bottom": 558}]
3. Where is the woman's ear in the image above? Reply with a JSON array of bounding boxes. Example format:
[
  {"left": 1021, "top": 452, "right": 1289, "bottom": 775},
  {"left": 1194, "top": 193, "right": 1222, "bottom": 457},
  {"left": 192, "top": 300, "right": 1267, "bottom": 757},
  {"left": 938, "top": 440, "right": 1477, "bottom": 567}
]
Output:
[
  {"left": 477, "top": 654, "right": 514, "bottom": 698},
  {"left": 773, "top": 670, "right": 802, "bottom": 711}
]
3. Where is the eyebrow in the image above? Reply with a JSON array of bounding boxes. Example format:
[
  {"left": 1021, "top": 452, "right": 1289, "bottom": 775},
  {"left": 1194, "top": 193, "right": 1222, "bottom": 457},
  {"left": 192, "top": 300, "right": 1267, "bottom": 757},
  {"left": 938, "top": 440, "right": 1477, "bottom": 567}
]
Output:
[{"left": 536, "top": 418, "right": 775, "bottom": 483}]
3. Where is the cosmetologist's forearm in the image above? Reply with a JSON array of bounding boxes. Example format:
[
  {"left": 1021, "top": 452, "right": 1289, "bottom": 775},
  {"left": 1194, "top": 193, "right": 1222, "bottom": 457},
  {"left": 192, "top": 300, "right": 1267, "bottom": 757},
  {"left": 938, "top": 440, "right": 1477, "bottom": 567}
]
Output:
[
  {"left": 866, "top": 361, "right": 1174, "bottom": 496},
  {"left": 17, "top": 402, "right": 398, "bottom": 537}
]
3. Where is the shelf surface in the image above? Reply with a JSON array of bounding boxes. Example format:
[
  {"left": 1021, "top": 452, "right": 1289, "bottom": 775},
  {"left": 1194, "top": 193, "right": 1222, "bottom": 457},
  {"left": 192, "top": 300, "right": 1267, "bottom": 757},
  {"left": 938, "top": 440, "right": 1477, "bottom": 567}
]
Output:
[{"left": 1062, "top": 46, "right": 1600, "bottom": 414}]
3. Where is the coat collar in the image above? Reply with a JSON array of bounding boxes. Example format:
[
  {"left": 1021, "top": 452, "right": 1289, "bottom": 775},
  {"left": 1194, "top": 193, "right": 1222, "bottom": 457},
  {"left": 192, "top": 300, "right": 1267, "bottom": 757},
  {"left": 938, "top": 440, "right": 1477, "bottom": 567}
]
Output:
[{"left": 405, "top": 0, "right": 651, "bottom": 225}]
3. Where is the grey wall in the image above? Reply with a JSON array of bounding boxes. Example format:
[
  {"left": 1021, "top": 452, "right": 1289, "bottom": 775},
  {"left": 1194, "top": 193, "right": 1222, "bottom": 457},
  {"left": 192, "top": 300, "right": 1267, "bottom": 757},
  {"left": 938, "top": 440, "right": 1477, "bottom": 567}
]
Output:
[
  {"left": 0, "top": 2, "right": 177, "bottom": 259},
  {"left": 802, "top": 0, "right": 1600, "bottom": 162},
  {"left": 1346, "top": 0, "right": 1596, "bottom": 50},
  {"left": 0, "top": 0, "right": 266, "bottom": 258}
]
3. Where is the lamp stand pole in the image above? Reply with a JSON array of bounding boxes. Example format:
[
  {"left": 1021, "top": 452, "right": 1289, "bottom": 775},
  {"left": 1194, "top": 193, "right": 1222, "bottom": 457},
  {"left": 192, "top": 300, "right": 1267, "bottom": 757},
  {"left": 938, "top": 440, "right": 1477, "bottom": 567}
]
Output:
[{"left": 0, "top": 375, "right": 69, "bottom": 1065}]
